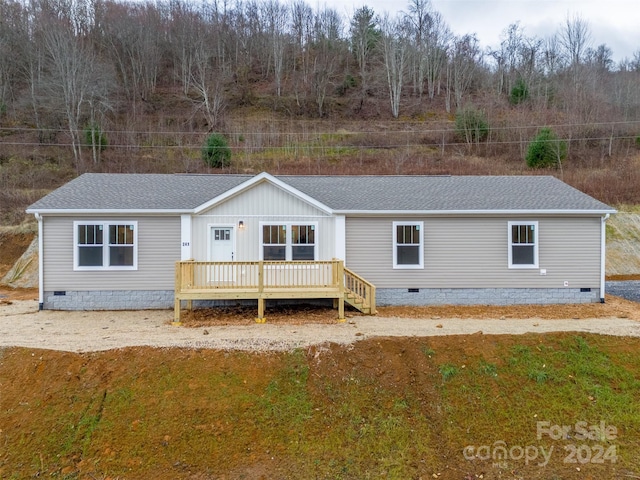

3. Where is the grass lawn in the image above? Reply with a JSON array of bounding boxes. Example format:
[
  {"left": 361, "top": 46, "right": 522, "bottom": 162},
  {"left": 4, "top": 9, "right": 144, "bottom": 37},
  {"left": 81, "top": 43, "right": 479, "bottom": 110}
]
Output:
[{"left": 1, "top": 333, "right": 639, "bottom": 479}]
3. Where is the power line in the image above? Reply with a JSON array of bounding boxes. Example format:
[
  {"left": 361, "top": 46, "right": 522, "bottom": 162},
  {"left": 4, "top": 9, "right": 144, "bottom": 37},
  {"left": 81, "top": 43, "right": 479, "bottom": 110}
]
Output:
[
  {"left": 1, "top": 119, "right": 640, "bottom": 137},
  {"left": 0, "top": 134, "right": 637, "bottom": 150}
]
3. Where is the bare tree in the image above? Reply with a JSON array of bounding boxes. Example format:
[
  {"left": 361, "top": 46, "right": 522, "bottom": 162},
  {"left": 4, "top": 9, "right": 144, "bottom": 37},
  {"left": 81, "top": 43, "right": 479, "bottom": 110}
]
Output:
[
  {"left": 38, "top": 0, "right": 114, "bottom": 166},
  {"left": 350, "top": 5, "right": 378, "bottom": 109},
  {"left": 0, "top": 0, "right": 29, "bottom": 110},
  {"left": 559, "top": 13, "right": 592, "bottom": 67},
  {"left": 290, "top": 0, "right": 313, "bottom": 106},
  {"left": 310, "top": 7, "right": 343, "bottom": 117},
  {"left": 405, "top": 0, "right": 431, "bottom": 98},
  {"left": 191, "top": 33, "right": 227, "bottom": 128},
  {"left": 489, "top": 23, "right": 524, "bottom": 95},
  {"left": 423, "top": 10, "right": 450, "bottom": 100},
  {"left": 97, "top": 2, "right": 163, "bottom": 114},
  {"left": 169, "top": 0, "right": 203, "bottom": 95},
  {"left": 447, "top": 34, "right": 482, "bottom": 110},
  {"left": 586, "top": 44, "right": 614, "bottom": 72},
  {"left": 263, "top": 0, "right": 289, "bottom": 97},
  {"left": 228, "top": 0, "right": 265, "bottom": 103},
  {"left": 380, "top": 14, "right": 410, "bottom": 118},
  {"left": 489, "top": 23, "right": 543, "bottom": 102}
]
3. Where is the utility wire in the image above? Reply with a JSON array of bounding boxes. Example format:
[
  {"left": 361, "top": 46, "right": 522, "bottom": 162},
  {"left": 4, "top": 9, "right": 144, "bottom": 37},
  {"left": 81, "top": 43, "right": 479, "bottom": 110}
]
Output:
[{"left": 1, "top": 120, "right": 640, "bottom": 137}]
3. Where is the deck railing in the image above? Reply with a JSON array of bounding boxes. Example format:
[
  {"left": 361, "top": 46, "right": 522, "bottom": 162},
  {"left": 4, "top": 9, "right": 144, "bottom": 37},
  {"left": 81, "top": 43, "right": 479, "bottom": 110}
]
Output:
[
  {"left": 344, "top": 267, "right": 376, "bottom": 314},
  {"left": 174, "top": 260, "right": 375, "bottom": 323},
  {"left": 177, "top": 260, "right": 341, "bottom": 291}
]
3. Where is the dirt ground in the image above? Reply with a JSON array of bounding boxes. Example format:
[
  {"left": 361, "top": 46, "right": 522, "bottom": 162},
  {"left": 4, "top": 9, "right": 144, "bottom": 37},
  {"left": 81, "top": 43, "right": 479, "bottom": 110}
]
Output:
[
  {"left": 0, "top": 229, "right": 34, "bottom": 279},
  {"left": 2, "top": 287, "right": 640, "bottom": 354},
  {"left": 4, "top": 284, "right": 640, "bottom": 324}
]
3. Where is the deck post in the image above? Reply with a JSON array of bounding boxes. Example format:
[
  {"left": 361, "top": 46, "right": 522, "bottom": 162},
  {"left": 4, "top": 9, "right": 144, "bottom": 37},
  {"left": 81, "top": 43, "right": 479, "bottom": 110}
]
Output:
[
  {"left": 370, "top": 284, "right": 376, "bottom": 315},
  {"left": 336, "top": 260, "right": 345, "bottom": 322},
  {"left": 256, "top": 261, "right": 266, "bottom": 322},
  {"left": 173, "top": 262, "right": 182, "bottom": 326},
  {"left": 184, "top": 261, "right": 194, "bottom": 311}
]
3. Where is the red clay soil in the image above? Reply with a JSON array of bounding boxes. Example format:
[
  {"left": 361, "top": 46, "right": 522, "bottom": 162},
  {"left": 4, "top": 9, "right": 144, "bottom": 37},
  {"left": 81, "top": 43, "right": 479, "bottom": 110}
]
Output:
[
  {"left": 1, "top": 334, "right": 638, "bottom": 479},
  {"left": 0, "top": 230, "right": 34, "bottom": 279}
]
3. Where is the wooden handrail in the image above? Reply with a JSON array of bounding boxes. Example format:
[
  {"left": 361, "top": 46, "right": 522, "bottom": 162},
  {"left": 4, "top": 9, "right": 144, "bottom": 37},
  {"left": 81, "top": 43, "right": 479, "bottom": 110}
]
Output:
[
  {"left": 344, "top": 266, "right": 376, "bottom": 314},
  {"left": 176, "top": 260, "right": 342, "bottom": 292},
  {"left": 174, "top": 260, "right": 376, "bottom": 322}
]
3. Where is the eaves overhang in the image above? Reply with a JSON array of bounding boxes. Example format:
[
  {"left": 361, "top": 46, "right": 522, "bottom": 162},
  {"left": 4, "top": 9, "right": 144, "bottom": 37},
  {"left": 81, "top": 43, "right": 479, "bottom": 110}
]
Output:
[
  {"left": 333, "top": 208, "right": 618, "bottom": 216},
  {"left": 25, "top": 208, "right": 193, "bottom": 215}
]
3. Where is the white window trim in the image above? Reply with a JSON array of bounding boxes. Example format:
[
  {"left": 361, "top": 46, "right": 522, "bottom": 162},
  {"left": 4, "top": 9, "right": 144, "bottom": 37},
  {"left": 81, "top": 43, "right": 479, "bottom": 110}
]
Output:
[
  {"left": 392, "top": 221, "right": 424, "bottom": 269},
  {"left": 259, "top": 221, "right": 318, "bottom": 261},
  {"left": 508, "top": 221, "right": 539, "bottom": 269},
  {"left": 73, "top": 220, "right": 138, "bottom": 271}
]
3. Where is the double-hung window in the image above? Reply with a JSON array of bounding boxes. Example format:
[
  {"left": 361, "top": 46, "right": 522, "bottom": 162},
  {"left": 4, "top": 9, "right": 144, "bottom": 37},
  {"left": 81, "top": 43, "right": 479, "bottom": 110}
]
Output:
[
  {"left": 508, "top": 221, "right": 538, "bottom": 268},
  {"left": 292, "top": 224, "right": 315, "bottom": 260},
  {"left": 262, "top": 225, "right": 287, "bottom": 260},
  {"left": 74, "top": 221, "right": 137, "bottom": 270},
  {"left": 261, "top": 223, "right": 317, "bottom": 261},
  {"left": 393, "top": 221, "right": 424, "bottom": 269}
]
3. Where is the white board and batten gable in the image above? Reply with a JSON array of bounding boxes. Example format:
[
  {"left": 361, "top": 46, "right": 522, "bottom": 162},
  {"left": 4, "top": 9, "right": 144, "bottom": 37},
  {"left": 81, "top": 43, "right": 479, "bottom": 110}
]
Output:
[{"left": 186, "top": 172, "right": 343, "bottom": 263}]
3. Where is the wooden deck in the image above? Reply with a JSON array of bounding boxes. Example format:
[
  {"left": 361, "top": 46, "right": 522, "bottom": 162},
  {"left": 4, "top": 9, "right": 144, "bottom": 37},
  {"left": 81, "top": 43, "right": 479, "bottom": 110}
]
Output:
[{"left": 174, "top": 260, "right": 376, "bottom": 323}]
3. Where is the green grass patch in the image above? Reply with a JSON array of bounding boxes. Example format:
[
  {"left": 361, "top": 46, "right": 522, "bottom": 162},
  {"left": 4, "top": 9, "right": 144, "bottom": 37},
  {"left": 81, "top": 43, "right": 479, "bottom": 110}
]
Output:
[{"left": 1, "top": 335, "right": 640, "bottom": 478}]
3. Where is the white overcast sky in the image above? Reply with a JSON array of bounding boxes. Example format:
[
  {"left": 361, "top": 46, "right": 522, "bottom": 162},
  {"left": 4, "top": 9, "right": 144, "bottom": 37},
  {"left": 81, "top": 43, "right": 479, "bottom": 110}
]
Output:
[{"left": 326, "top": 0, "right": 639, "bottom": 63}]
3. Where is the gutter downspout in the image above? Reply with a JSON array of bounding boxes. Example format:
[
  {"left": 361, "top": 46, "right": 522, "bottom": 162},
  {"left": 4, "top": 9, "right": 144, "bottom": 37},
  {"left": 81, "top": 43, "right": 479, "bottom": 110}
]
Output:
[
  {"left": 35, "top": 213, "right": 44, "bottom": 310},
  {"left": 600, "top": 213, "right": 610, "bottom": 303}
]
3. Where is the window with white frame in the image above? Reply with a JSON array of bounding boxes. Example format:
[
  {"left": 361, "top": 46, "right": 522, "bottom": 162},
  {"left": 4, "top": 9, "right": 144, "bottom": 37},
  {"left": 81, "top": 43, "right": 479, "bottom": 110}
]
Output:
[
  {"left": 262, "top": 224, "right": 286, "bottom": 260},
  {"left": 508, "top": 221, "right": 538, "bottom": 268},
  {"left": 74, "top": 221, "right": 137, "bottom": 270},
  {"left": 292, "top": 224, "right": 315, "bottom": 260},
  {"left": 261, "top": 223, "right": 317, "bottom": 261},
  {"left": 393, "top": 221, "right": 424, "bottom": 268}
]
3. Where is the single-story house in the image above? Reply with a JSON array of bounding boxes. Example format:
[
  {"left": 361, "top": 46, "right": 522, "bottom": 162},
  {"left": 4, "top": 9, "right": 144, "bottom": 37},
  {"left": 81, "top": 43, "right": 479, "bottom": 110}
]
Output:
[{"left": 26, "top": 172, "right": 615, "bottom": 318}]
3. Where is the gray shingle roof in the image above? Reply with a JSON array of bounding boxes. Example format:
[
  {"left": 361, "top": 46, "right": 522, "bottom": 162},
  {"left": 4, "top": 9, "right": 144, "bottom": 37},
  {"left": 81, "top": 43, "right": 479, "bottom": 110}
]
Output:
[{"left": 27, "top": 173, "right": 614, "bottom": 214}]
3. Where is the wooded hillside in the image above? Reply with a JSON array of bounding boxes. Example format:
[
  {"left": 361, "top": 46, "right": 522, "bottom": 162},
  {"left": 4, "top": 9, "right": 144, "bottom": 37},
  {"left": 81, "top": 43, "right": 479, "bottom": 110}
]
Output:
[{"left": 1, "top": 0, "right": 640, "bottom": 224}]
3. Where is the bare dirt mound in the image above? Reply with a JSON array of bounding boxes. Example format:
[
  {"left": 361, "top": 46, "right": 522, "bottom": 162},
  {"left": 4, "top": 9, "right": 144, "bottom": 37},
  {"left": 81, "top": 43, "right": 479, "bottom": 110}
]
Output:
[{"left": 0, "top": 228, "right": 34, "bottom": 280}]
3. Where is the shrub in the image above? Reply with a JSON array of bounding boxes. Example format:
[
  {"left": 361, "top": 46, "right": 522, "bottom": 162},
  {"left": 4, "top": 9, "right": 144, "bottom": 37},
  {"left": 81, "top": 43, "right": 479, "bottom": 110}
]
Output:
[
  {"left": 510, "top": 78, "right": 529, "bottom": 104},
  {"left": 526, "top": 127, "right": 567, "bottom": 169},
  {"left": 455, "top": 105, "right": 489, "bottom": 144},
  {"left": 84, "top": 124, "right": 108, "bottom": 152},
  {"left": 202, "top": 133, "right": 231, "bottom": 168}
]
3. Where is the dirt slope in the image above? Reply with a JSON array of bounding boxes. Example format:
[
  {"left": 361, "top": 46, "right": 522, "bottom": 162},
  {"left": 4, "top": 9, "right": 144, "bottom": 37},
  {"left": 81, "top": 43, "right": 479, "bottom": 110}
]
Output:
[{"left": 1, "top": 335, "right": 639, "bottom": 479}]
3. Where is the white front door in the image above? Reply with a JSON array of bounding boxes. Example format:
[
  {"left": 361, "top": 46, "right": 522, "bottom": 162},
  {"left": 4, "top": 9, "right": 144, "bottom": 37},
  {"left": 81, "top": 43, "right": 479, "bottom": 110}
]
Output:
[
  {"left": 209, "top": 226, "right": 235, "bottom": 284},
  {"left": 210, "top": 226, "right": 235, "bottom": 261}
]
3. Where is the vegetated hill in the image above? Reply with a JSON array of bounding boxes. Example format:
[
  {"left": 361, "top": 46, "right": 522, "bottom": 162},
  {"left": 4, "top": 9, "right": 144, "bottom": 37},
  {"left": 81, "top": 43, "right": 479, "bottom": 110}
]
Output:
[
  {"left": 1, "top": 334, "right": 639, "bottom": 479},
  {"left": 2, "top": 0, "right": 640, "bottom": 226}
]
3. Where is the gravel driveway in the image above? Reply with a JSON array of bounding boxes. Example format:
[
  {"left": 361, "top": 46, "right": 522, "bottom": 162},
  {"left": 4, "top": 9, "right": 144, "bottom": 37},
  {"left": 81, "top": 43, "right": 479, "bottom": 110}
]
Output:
[{"left": 2, "top": 299, "right": 640, "bottom": 353}]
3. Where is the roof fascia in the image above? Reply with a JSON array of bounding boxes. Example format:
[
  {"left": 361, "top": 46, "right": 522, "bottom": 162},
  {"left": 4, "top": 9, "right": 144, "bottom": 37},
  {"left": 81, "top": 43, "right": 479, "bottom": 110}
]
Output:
[
  {"left": 334, "top": 208, "right": 617, "bottom": 216},
  {"left": 193, "top": 172, "right": 334, "bottom": 215},
  {"left": 25, "top": 208, "right": 192, "bottom": 215}
]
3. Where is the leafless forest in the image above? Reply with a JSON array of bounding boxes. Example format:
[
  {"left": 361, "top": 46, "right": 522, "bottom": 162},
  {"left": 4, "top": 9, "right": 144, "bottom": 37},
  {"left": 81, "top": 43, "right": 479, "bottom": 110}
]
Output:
[{"left": 1, "top": 0, "right": 640, "bottom": 224}]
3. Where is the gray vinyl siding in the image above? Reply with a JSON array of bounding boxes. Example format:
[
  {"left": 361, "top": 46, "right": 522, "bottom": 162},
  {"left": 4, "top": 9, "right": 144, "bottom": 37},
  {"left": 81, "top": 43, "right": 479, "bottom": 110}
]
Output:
[
  {"left": 192, "top": 181, "right": 334, "bottom": 261},
  {"left": 345, "top": 216, "right": 602, "bottom": 289},
  {"left": 43, "top": 215, "right": 180, "bottom": 291}
]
